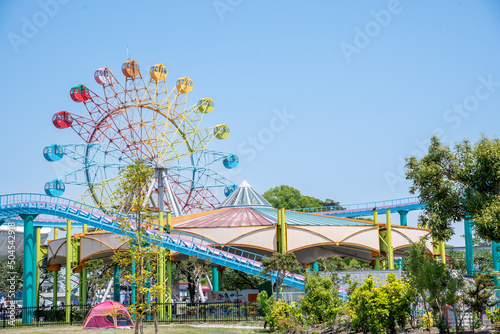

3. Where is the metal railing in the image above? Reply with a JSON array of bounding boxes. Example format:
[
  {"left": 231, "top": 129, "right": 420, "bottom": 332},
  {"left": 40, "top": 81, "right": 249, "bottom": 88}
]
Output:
[
  {"left": 0, "top": 302, "right": 263, "bottom": 328},
  {"left": 292, "top": 196, "right": 421, "bottom": 213}
]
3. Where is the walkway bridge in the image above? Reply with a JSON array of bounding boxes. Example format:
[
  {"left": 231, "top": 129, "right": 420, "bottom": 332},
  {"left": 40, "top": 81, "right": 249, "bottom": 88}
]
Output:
[{"left": 0, "top": 193, "right": 305, "bottom": 290}]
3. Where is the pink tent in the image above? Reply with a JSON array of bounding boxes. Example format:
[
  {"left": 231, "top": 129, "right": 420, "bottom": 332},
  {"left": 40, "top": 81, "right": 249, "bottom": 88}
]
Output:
[{"left": 82, "top": 301, "right": 134, "bottom": 329}]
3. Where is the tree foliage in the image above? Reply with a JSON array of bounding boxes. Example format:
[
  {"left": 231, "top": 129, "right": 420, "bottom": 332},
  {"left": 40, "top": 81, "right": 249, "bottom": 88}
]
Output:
[
  {"left": 176, "top": 255, "right": 210, "bottom": 303},
  {"left": 317, "top": 255, "right": 370, "bottom": 273},
  {"left": 403, "top": 241, "right": 466, "bottom": 333},
  {"left": 85, "top": 259, "right": 113, "bottom": 305},
  {"left": 462, "top": 273, "right": 494, "bottom": 327},
  {"left": 301, "top": 273, "right": 344, "bottom": 330},
  {"left": 260, "top": 252, "right": 301, "bottom": 301},
  {"left": 220, "top": 267, "right": 265, "bottom": 291},
  {"left": 111, "top": 160, "right": 162, "bottom": 334},
  {"left": 349, "top": 274, "right": 412, "bottom": 334},
  {"left": 0, "top": 256, "right": 23, "bottom": 298},
  {"left": 406, "top": 135, "right": 500, "bottom": 242},
  {"left": 262, "top": 185, "right": 340, "bottom": 209},
  {"left": 266, "top": 300, "right": 305, "bottom": 333}
]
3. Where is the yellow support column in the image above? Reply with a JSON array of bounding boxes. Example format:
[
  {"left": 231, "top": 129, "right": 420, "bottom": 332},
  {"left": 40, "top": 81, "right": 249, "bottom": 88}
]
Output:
[
  {"left": 280, "top": 208, "right": 287, "bottom": 253},
  {"left": 386, "top": 209, "right": 394, "bottom": 270},
  {"left": 440, "top": 241, "right": 446, "bottom": 265},
  {"left": 374, "top": 211, "right": 380, "bottom": 269},
  {"left": 65, "top": 219, "right": 72, "bottom": 323},
  {"left": 166, "top": 212, "right": 172, "bottom": 321}
]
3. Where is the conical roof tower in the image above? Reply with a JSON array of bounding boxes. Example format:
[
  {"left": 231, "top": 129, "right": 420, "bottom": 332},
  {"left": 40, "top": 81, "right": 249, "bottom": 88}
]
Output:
[{"left": 218, "top": 180, "right": 272, "bottom": 208}]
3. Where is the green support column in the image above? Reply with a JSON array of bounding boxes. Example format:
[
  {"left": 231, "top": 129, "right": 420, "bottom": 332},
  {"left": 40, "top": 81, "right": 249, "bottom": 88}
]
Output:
[
  {"left": 65, "top": 219, "right": 72, "bottom": 323},
  {"left": 80, "top": 225, "right": 87, "bottom": 306},
  {"left": 167, "top": 256, "right": 172, "bottom": 320},
  {"left": 212, "top": 266, "right": 219, "bottom": 291},
  {"left": 219, "top": 267, "right": 224, "bottom": 291},
  {"left": 53, "top": 272, "right": 58, "bottom": 306},
  {"left": 113, "top": 265, "right": 120, "bottom": 302},
  {"left": 80, "top": 266, "right": 87, "bottom": 305},
  {"left": 398, "top": 210, "right": 408, "bottom": 226},
  {"left": 35, "top": 227, "right": 41, "bottom": 307},
  {"left": 374, "top": 211, "right": 380, "bottom": 269},
  {"left": 465, "top": 219, "right": 474, "bottom": 276},
  {"left": 278, "top": 208, "right": 287, "bottom": 253},
  {"left": 157, "top": 211, "right": 165, "bottom": 319},
  {"left": 166, "top": 212, "right": 172, "bottom": 320},
  {"left": 493, "top": 242, "right": 500, "bottom": 287},
  {"left": 20, "top": 214, "right": 37, "bottom": 324},
  {"left": 386, "top": 210, "right": 394, "bottom": 270},
  {"left": 53, "top": 228, "right": 59, "bottom": 307}
]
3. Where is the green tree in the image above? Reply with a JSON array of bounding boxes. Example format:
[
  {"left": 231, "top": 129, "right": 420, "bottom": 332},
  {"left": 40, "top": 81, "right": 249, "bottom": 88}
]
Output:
[
  {"left": 406, "top": 135, "right": 500, "bottom": 242},
  {"left": 462, "top": 273, "right": 494, "bottom": 328},
  {"left": 256, "top": 290, "right": 275, "bottom": 329},
  {"left": 111, "top": 160, "right": 163, "bottom": 334},
  {"left": 0, "top": 255, "right": 23, "bottom": 297},
  {"left": 220, "top": 268, "right": 265, "bottom": 290},
  {"left": 85, "top": 259, "right": 114, "bottom": 305},
  {"left": 262, "top": 185, "right": 340, "bottom": 209},
  {"left": 260, "top": 252, "right": 301, "bottom": 301},
  {"left": 301, "top": 273, "right": 344, "bottom": 331},
  {"left": 349, "top": 274, "right": 412, "bottom": 334},
  {"left": 176, "top": 255, "right": 210, "bottom": 304},
  {"left": 403, "top": 241, "right": 466, "bottom": 334},
  {"left": 317, "top": 255, "right": 370, "bottom": 273}
]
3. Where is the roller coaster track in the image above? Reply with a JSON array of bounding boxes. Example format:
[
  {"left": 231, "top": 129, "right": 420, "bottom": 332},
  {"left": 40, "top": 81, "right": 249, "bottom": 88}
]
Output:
[
  {"left": 0, "top": 193, "right": 305, "bottom": 289},
  {"left": 293, "top": 196, "right": 424, "bottom": 218}
]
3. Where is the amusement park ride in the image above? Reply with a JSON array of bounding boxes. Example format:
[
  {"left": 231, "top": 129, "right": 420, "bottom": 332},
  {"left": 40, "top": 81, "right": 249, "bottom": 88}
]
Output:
[
  {"left": 0, "top": 58, "right": 477, "bottom": 326},
  {"left": 44, "top": 60, "right": 237, "bottom": 215}
]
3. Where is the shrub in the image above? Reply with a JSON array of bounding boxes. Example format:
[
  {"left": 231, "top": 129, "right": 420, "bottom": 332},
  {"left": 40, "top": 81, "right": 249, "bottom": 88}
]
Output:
[
  {"left": 300, "top": 273, "right": 344, "bottom": 330},
  {"left": 266, "top": 300, "right": 306, "bottom": 333},
  {"left": 349, "top": 274, "right": 411, "bottom": 334}
]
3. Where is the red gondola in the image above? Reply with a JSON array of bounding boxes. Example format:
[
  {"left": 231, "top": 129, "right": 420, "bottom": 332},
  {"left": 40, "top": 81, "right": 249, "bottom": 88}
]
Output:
[
  {"left": 70, "top": 84, "right": 90, "bottom": 102},
  {"left": 52, "top": 111, "right": 73, "bottom": 129}
]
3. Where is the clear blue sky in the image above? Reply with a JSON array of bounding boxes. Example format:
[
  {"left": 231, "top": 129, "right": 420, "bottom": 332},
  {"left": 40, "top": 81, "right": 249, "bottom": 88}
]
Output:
[{"left": 2, "top": 0, "right": 500, "bottom": 245}]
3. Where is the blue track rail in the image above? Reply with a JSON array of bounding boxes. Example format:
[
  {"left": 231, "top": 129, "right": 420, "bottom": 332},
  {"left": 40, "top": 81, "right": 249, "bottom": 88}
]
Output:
[
  {"left": 0, "top": 193, "right": 305, "bottom": 290},
  {"left": 293, "top": 196, "right": 424, "bottom": 218}
]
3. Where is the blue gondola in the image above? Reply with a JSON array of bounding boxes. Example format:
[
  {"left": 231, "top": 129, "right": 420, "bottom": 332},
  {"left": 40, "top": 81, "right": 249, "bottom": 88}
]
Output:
[
  {"left": 44, "top": 180, "right": 65, "bottom": 197},
  {"left": 223, "top": 154, "right": 239, "bottom": 169},
  {"left": 43, "top": 144, "right": 64, "bottom": 162},
  {"left": 224, "top": 185, "right": 238, "bottom": 197}
]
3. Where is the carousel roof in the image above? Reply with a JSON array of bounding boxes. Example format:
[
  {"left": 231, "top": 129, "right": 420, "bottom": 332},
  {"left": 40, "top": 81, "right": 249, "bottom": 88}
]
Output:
[{"left": 173, "top": 181, "right": 374, "bottom": 229}]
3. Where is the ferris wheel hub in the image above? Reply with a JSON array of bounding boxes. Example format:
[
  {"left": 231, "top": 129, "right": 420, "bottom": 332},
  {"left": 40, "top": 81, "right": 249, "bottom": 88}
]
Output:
[{"left": 151, "top": 157, "right": 165, "bottom": 169}]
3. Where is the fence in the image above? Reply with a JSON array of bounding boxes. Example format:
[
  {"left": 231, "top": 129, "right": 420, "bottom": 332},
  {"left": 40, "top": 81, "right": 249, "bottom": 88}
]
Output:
[{"left": 0, "top": 302, "right": 263, "bottom": 328}]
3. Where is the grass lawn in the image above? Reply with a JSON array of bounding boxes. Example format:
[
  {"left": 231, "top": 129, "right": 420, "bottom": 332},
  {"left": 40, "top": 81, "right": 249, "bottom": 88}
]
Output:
[{"left": 0, "top": 324, "right": 267, "bottom": 333}]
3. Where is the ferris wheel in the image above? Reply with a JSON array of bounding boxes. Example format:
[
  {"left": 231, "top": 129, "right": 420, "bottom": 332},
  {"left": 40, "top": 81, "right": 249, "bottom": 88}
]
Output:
[{"left": 43, "top": 60, "right": 239, "bottom": 215}]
